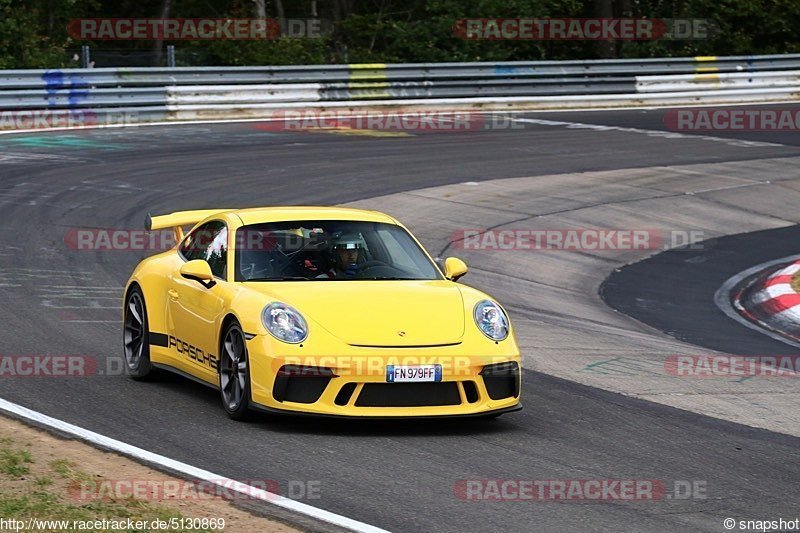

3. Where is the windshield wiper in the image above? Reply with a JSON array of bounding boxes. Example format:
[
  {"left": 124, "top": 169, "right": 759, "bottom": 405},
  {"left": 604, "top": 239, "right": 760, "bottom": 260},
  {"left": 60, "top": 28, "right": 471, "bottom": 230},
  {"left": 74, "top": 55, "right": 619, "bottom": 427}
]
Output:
[
  {"left": 245, "top": 276, "right": 312, "bottom": 281},
  {"left": 363, "top": 276, "right": 416, "bottom": 280}
]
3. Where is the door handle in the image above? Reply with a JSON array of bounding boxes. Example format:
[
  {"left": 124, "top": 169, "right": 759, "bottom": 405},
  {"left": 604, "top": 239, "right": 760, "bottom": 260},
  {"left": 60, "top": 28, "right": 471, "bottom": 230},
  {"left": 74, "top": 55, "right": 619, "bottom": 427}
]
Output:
[{"left": 168, "top": 289, "right": 179, "bottom": 300}]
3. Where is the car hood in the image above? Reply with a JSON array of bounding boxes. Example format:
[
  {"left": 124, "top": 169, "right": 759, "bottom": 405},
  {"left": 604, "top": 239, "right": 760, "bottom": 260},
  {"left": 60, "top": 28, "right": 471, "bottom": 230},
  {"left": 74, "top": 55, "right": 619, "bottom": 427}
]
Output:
[{"left": 246, "top": 280, "right": 465, "bottom": 346}]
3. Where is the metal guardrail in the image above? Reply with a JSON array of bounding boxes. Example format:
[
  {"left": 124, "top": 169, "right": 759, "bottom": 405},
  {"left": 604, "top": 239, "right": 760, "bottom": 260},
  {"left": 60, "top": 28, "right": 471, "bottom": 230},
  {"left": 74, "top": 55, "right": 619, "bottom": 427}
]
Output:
[{"left": 1, "top": 54, "right": 799, "bottom": 126}]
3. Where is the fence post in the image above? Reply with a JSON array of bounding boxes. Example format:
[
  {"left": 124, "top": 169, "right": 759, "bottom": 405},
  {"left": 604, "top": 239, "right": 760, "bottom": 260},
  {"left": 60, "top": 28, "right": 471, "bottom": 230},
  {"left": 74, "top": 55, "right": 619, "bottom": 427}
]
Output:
[
  {"left": 167, "top": 45, "right": 176, "bottom": 67},
  {"left": 80, "top": 45, "right": 91, "bottom": 68}
]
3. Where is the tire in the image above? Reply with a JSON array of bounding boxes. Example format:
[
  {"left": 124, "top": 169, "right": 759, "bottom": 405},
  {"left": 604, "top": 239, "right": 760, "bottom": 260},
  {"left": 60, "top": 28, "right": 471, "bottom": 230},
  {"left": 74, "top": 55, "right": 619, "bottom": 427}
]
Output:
[
  {"left": 218, "top": 320, "right": 252, "bottom": 421},
  {"left": 123, "top": 286, "right": 154, "bottom": 380}
]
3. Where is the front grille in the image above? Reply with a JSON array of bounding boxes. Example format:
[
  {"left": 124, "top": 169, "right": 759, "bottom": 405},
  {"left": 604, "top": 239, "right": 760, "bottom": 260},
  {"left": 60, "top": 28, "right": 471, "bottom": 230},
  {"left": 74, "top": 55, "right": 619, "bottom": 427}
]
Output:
[{"left": 355, "top": 382, "right": 461, "bottom": 407}]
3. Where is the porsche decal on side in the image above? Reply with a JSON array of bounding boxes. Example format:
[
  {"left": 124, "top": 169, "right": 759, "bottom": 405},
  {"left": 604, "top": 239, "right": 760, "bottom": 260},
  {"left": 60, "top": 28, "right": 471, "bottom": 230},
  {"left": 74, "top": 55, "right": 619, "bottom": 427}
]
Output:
[{"left": 168, "top": 336, "right": 218, "bottom": 371}]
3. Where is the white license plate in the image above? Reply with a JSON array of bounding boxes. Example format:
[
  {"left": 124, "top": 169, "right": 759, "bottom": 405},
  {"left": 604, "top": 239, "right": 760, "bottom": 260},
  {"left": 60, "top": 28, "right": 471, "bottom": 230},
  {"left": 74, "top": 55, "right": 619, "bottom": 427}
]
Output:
[{"left": 386, "top": 364, "right": 442, "bottom": 383}]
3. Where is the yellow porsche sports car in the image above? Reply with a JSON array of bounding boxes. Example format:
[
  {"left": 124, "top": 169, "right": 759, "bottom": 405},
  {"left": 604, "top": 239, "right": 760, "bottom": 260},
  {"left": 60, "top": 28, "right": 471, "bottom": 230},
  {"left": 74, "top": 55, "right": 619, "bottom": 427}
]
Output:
[{"left": 123, "top": 207, "right": 521, "bottom": 420}]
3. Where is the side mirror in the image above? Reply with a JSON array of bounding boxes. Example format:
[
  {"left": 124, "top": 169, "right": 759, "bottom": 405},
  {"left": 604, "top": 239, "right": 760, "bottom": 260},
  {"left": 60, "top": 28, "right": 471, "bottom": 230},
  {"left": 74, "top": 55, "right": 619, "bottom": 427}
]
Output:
[
  {"left": 444, "top": 257, "right": 468, "bottom": 282},
  {"left": 180, "top": 260, "right": 216, "bottom": 288}
]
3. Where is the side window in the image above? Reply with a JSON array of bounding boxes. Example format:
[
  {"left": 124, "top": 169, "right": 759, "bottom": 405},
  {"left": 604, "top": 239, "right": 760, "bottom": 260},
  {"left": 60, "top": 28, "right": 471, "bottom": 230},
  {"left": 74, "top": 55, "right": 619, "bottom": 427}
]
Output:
[
  {"left": 205, "top": 226, "right": 228, "bottom": 279},
  {"left": 179, "top": 221, "right": 228, "bottom": 279}
]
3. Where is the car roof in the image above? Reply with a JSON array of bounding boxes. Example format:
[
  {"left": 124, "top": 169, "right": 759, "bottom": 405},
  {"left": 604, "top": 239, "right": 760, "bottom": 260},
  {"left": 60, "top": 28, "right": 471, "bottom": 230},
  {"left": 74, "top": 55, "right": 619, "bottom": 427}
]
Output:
[{"left": 230, "top": 206, "right": 397, "bottom": 226}]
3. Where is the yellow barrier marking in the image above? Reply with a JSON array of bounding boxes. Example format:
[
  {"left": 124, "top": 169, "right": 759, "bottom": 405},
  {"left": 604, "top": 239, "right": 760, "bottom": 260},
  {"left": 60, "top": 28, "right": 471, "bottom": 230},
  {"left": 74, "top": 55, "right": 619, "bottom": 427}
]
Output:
[
  {"left": 349, "top": 63, "right": 387, "bottom": 69},
  {"left": 695, "top": 55, "right": 719, "bottom": 73},
  {"left": 348, "top": 82, "right": 391, "bottom": 89},
  {"left": 348, "top": 63, "right": 389, "bottom": 98},
  {"left": 348, "top": 63, "right": 388, "bottom": 80},
  {"left": 694, "top": 73, "right": 721, "bottom": 82}
]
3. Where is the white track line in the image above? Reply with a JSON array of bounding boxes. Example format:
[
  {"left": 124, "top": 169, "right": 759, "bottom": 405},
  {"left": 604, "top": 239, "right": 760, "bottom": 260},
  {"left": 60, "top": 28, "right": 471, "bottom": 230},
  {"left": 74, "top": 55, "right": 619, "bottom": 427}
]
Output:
[
  {"left": 510, "top": 117, "right": 785, "bottom": 147},
  {"left": 0, "top": 397, "right": 389, "bottom": 533}
]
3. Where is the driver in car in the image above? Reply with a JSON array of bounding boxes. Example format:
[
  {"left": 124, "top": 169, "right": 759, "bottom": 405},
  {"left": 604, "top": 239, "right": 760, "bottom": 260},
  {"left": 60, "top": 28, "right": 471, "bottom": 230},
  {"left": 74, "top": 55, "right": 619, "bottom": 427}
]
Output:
[{"left": 317, "top": 233, "right": 364, "bottom": 279}]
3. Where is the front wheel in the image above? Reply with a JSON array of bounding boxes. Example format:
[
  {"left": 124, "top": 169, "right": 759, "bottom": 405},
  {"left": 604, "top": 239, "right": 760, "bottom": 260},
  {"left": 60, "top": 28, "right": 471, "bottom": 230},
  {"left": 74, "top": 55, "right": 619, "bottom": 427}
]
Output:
[
  {"left": 123, "top": 286, "right": 153, "bottom": 380},
  {"left": 219, "top": 321, "right": 252, "bottom": 421}
]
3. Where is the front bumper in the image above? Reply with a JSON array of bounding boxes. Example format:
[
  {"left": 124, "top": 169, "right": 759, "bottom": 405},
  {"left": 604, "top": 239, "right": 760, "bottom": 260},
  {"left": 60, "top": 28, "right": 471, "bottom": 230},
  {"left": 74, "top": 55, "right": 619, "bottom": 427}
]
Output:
[
  {"left": 246, "top": 336, "right": 522, "bottom": 418},
  {"left": 250, "top": 402, "right": 522, "bottom": 420}
]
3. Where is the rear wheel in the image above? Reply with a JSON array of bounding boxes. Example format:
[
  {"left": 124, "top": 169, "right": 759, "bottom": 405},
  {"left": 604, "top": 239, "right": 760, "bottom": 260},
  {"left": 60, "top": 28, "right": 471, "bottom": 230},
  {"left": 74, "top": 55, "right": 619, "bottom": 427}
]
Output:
[
  {"left": 219, "top": 321, "right": 252, "bottom": 421},
  {"left": 123, "top": 286, "right": 153, "bottom": 379}
]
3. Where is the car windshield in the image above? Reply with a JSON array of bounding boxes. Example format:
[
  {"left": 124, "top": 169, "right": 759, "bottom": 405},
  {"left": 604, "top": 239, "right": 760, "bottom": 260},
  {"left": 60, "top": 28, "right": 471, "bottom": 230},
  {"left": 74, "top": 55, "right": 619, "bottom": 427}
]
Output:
[{"left": 235, "top": 221, "right": 442, "bottom": 281}]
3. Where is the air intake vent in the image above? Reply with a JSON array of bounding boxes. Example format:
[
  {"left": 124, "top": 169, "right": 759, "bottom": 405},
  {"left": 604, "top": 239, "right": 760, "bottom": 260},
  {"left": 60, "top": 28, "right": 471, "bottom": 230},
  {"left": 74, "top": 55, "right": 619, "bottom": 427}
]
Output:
[{"left": 355, "top": 382, "right": 461, "bottom": 407}]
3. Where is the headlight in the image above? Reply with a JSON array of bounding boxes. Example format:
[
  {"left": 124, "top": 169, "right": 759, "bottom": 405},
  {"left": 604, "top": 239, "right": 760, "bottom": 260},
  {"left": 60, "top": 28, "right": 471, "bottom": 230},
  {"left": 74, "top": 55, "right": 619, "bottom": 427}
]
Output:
[
  {"left": 473, "top": 300, "right": 509, "bottom": 341},
  {"left": 262, "top": 302, "right": 308, "bottom": 343}
]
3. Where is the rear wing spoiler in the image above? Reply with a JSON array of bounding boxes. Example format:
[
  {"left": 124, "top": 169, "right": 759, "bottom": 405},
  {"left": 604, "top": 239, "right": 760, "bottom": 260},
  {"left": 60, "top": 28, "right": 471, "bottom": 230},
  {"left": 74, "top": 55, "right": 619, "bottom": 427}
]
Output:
[{"left": 145, "top": 209, "right": 231, "bottom": 242}]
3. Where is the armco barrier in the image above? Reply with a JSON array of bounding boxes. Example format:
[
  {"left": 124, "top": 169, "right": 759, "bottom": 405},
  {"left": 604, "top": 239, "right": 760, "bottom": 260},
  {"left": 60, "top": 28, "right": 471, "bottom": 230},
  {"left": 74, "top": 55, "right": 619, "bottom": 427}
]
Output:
[
  {"left": 1, "top": 54, "right": 799, "bottom": 127},
  {"left": 635, "top": 70, "right": 800, "bottom": 93}
]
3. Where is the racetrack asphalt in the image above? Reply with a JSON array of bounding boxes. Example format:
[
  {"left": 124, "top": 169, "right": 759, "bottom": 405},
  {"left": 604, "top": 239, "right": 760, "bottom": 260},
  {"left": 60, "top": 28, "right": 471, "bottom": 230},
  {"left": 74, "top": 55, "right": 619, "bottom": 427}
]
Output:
[
  {"left": 603, "top": 225, "right": 800, "bottom": 356},
  {"left": 0, "top": 104, "right": 799, "bottom": 532}
]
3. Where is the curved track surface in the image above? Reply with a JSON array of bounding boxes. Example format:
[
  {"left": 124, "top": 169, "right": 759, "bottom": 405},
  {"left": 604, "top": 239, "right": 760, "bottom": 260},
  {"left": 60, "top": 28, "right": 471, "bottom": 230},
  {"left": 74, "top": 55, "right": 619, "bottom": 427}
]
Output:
[
  {"left": 1, "top": 106, "right": 799, "bottom": 532},
  {"left": 603, "top": 225, "right": 800, "bottom": 355}
]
